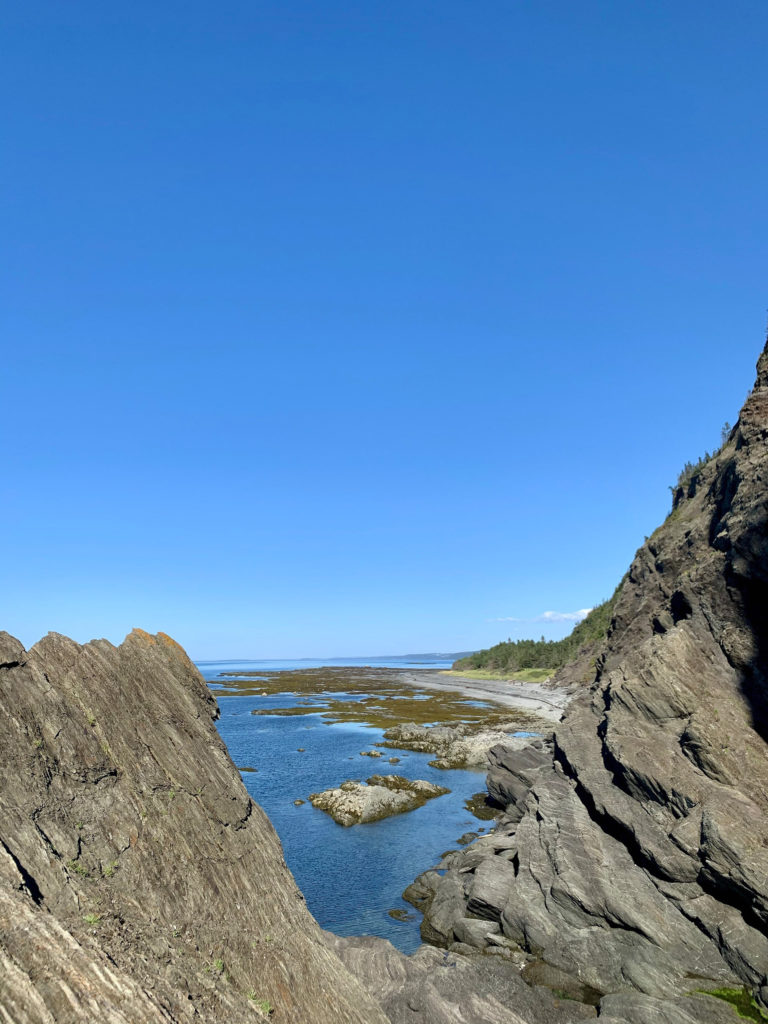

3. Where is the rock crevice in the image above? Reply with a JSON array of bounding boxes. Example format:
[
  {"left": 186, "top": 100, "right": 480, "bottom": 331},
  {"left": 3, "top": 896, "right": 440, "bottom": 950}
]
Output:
[{"left": 400, "top": 342, "right": 768, "bottom": 1022}]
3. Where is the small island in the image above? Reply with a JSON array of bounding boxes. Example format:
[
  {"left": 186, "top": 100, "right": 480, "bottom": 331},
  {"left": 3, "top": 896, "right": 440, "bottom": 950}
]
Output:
[{"left": 309, "top": 775, "right": 450, "bottom": 826}]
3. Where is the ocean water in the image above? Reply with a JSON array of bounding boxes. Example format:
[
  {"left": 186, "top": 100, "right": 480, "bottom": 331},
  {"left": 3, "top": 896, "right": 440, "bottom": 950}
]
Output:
[
  {"left": 197, "top": 653, "right": 463, "bottom": 673},
  {"left": 199, "top": 655, "right": 497, "bottom": 954}
]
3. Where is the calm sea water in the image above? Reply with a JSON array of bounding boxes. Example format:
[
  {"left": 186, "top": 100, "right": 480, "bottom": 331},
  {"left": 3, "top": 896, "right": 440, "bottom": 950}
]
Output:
[
  {"left": 198, "top": 655, "right": 496, "bottom": 954},
  {"left": 197, "top": 653, "right": 463, "bottom": 673}
]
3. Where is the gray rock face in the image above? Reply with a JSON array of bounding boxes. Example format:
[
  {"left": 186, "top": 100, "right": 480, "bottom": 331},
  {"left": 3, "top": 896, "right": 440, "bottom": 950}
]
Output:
[
  {"left": 324, "top": 932, "right": 596, "bottom": 1024},
  {"left": 309, "top": 776, "right": 449, "bottom": 826},
  {"left": 0, "top": 629, "right": 389, "bottom": 1024},
  {"left": 400, "top": 343, "right": 768, "bottom": 1022},
  {"left": 382, "top": 721, "right": 542, "bottom": 768}
]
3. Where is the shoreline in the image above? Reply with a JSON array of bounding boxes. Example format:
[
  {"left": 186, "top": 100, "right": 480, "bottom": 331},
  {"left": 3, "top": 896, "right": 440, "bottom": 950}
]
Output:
[
  {"left": 382, "top": 668, "right": 572, "bottom": 722},
  {"left": 209, "top": 663, "right": 573, "bottom": 727}
]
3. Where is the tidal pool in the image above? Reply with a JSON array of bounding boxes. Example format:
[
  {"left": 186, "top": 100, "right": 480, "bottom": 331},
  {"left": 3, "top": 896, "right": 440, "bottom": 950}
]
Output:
[{"left": 202, "top": 665, "right": 533, "bottom": 953}]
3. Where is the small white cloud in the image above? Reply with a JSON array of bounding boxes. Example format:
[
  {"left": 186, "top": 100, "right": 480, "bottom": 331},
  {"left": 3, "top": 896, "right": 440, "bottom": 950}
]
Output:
[
  {"left": 538, "top": 609, "right": 592, "bottom": 623},
  {"left": 490, "top": 608, "right": 592, "bottom": 624}
]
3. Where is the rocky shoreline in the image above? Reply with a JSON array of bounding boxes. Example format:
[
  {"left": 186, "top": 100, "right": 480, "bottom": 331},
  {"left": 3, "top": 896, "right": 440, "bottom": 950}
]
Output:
[
  {"left": 5, "top": 344, "right": 768, "bottom": 1022},
  {"left": 357, "top": 346, "right": 768, "bottom": 1022}
]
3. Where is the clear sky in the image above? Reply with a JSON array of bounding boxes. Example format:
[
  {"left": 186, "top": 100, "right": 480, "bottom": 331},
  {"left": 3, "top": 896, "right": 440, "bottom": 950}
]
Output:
[{"left": 3, "top": 1, "right": 767, "bottom": 659}]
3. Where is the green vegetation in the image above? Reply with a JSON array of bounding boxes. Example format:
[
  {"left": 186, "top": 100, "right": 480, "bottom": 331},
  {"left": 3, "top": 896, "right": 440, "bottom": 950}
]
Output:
[
  {"left": 453, "top": 585, "right": 622, "bottom": 676},
  {"left": 67, "top": 858, "right": 89, "bottom": 878},
  {"left": 696, "top": 987, "right": 768, "bottom": 1021},
  {"left": 241, "top": 668, "right": 529, "bottom": 730},
  {"left": 82, "top": 913, "right": 101, "bottom": 925},
  {"left": 670, "top": 421, "right": 732, "bottom": 497},
  {"left": 464, "top": 792, "right": 499, "bottom": 820},
  {"left": 248, "top": 994, "right": 273, "bottom": 1016},
  {"left": 102, "top": 860, "right": 118, "bottom": 878}
]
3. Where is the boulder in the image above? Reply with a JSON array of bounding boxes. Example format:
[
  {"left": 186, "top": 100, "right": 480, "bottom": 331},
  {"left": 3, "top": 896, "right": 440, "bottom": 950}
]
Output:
[{"left": 309, "top": 777, "right": 449, "bottom": 826}]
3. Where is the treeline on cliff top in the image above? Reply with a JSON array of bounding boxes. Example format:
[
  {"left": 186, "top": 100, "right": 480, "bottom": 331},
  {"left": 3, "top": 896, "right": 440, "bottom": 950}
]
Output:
[
  {"left": 453, "top": 584, "right": 622, "bottom": 674},
  {"left": 457, "top": 420, "right": 736, "bottom": 677}
]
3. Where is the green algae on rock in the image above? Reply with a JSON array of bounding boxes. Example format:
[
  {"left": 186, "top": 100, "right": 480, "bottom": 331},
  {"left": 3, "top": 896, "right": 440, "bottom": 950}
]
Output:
[{"left": 695, "top": 987, "right": 768, "bottom": 1022}]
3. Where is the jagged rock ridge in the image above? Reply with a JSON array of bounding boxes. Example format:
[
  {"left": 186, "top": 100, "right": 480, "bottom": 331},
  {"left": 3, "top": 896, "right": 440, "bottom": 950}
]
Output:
[
  {"left": 0, "top": 628, "right": 389, "bottom": 1024},
  {"left": 412, "top": 342, "right": 768, "bottom": 1022},
  {"left": 5, "top": 341, "right": 768, "bottom": 1024}
]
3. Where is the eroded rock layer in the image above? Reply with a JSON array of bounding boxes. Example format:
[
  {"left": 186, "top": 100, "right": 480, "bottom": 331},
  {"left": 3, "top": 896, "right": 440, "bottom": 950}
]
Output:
[
  {"left": 0, "top": 629, "right": 389, "bottom": 1024},
  {"left": 409, "top": 343, "right": 768, "bottom": 1022}
]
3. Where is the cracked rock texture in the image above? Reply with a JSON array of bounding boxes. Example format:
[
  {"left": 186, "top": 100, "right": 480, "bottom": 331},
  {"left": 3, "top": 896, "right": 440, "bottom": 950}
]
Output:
[
  {"left": 0, "top": 628, "right": 390, "bottom": 1024},
  {"left": 5, "top": 341, "right": 768, "bottom": 1024},
  {"left": 410, "top": 341, "right": 768, "bottom": 1022}
]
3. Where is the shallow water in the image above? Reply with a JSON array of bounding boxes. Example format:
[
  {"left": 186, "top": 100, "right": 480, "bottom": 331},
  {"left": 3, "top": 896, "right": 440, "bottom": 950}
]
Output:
[
  {"left": 201, "top": 663, "right": 504, "bottom": 953},
  {"left": 198, "top": 653, "right": 460, "bottom": 673}
]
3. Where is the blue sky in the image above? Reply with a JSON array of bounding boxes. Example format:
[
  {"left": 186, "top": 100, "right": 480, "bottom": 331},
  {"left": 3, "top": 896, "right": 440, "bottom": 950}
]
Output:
[{"left": 2, "top": 0, "right": 767, "bottom": 659}]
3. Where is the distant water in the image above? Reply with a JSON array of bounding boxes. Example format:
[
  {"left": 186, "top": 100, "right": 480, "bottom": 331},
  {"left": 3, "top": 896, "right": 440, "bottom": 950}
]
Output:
[
  {"left": 197, "top": 653, "right": 464, "bottom": 673},
  {"left": 198, "top": 655, "right": 497, "bottom": 954}
]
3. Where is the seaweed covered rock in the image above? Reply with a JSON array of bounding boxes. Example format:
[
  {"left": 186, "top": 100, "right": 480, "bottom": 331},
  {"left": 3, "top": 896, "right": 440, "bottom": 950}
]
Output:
[{"left": 309, "top": 776, "right": 449, "bottom": 826}]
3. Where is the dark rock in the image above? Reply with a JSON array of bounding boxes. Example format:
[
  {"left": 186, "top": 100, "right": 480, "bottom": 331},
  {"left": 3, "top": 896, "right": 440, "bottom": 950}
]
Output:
[
  {"left": 486, "top": 743, "right": 552, "bottom": 814},
  {"left": 420, "top": 871, "right": 466, "bottom": 947},
  {"left": 456, "top": 831, "right": 479, "bottom": 845},
  {"left": 403, "top": 870, "right": 442, "bottom": 911},
  {"left": 398, "top": 342, "right": 768, "bottom": 1022}
]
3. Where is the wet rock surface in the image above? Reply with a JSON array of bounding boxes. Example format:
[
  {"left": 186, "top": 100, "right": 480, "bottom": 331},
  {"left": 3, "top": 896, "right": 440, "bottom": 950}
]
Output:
[{"left": 309, "top": 776, "right": 450, "bottom": 826}]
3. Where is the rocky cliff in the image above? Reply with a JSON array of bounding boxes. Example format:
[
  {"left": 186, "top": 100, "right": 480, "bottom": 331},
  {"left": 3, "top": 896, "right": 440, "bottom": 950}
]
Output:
[
  {"left": 5, "top": 343, "right": 768, "bottom": 1024},
  {"left": 0, "top": 628, "right": 390, "bottom": 1024},
  {"left": 412, "top": 343, "right": 768, "bottom": 1021}
]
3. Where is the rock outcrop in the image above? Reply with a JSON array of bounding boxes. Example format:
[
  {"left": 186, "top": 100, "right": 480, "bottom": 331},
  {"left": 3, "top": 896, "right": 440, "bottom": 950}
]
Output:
[
  {"left": 309, "top": 776, "right": 449, "bottom": 826},
  {"left": 0, "top": 629, "right": 390, "bottom": 1024},
  {"left": 7, "top": 341, "right": 768, "bottom": 1024},
  {"left": 381, "top": 721, "right": 548, "bottom": 769},
  {"left": 403, "top": 342, "right": 768, "bottom": 1022}
]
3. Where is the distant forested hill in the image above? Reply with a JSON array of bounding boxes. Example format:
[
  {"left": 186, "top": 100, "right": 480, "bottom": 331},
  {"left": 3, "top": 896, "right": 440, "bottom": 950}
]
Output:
[{"left": 453, "top": 583, "right": 622, "bottom": 675}]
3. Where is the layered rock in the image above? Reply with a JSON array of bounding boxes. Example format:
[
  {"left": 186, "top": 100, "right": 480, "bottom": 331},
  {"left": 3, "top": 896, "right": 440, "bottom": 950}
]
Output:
[
  {"left": 7, "top": 343, "right": 768, "bottom": 1024},
  {"left": 324, "top": 931, "right": 598, "bottom": 1024},
  {"left": 382, "top": 721, "right": 548, "bottom": 769},
  {"left": 309, "top": 775, "right": 449, "bottom": 826},
  {"left": 403, "top": 343, "right": 768, "bottom": 1022},
  {"left": 0, "top": 629, "right": 389, "bottom": 1024}
]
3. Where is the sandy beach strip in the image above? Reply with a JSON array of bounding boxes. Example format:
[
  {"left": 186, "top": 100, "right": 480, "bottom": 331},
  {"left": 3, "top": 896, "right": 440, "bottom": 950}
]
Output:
[{"left": 390, "top": 669, "right": 572, "bottom": 722}]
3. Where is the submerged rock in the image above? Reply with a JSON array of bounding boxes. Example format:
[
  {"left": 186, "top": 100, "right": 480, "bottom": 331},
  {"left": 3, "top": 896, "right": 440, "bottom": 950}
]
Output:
[
  {"left": 309, "top": 776, "right": 449, "bottom": 826},
  {"left": 387, "top": 907, "right": 415, "bottom": 922}
]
